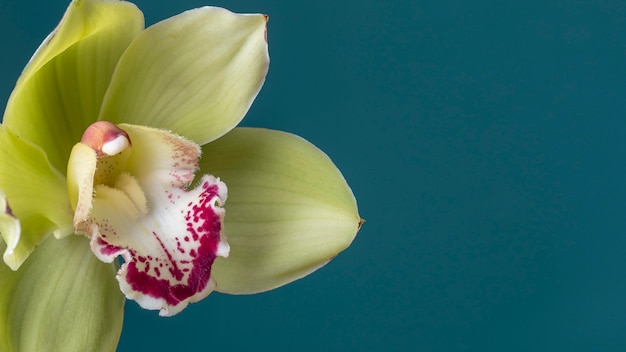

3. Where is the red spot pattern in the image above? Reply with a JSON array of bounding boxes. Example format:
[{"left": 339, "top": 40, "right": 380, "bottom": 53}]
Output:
[
  {"left": 123, "top": 181, "right": 223, "bottom": 307},
  {"left": 81, "top": 125, "right": 228, "bottom": 315}
]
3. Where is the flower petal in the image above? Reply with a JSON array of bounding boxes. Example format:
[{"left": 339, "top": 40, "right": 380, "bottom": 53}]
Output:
[
  {"left": 0, "top": 126, "right": 73, "bottom": 270},
  {"left": 69, "top": 123, "right": 229, "bottom": 316},
  {"left": 2, "top": 0, "right": 144, "bottom": 171},
  {"left": 88, "top": 175, "right": 228, "bottom": 316},
  {"left": 0, "top": 192, "right": 20, "bottom": 266},
  {"left": 66, "top": 143, "right": 98, "bottom": 226},
  {"left": 0, "top": 236, "right": 124, "bottom": 351},
  {"left": 199, "top": 128, "right": 361, "bottom": 294},
  {"left": 99, "top": 7, "right": 269, "bottom": 145},
  {"left": 67, "top": 121, "right": 133, "bottom": 226}
]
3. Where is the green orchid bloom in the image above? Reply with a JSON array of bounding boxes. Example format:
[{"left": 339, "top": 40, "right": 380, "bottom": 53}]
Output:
[{"left": 0, "top": 0, "right": 361, "bottom": 350}]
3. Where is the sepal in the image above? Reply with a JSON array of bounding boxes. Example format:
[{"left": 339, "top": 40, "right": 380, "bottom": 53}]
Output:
[{"left": 199, "top": 128, "right": 361, "bottom": 294}]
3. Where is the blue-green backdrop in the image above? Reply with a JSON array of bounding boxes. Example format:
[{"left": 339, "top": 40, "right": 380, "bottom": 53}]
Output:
[{"left": 2, "top": 1, "right": 626, "bottom": 351}]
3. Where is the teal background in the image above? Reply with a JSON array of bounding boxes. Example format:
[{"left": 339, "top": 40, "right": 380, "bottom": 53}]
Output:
[{"left": 2, "top": 1, "right": 626, "bottom": 351}]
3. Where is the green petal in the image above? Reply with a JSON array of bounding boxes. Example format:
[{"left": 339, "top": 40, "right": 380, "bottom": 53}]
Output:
[
  {"left": 2, "top": 0, "right": 144, "bottom": 172},
  {"left": 100, "top": 7, "right": 269, "bottom": 145},
  {"left": 0, "top": 192, "right": 21, "bottom": 267},
  {"left": 0, "top": 236, "right": 124, "bottom": 352},
  {"left": 199, "top": 128, "right": 361, "bottom": 294},
  {"left": 66, "top": 142, "right": 98, "bottom": 226},
  {"left": 0, "top": 127, "right": 73, "bottom": 270}
]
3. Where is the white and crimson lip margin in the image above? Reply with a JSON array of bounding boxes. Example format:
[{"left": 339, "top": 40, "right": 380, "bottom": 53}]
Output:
[{"left": 69, "top": 122, "right": 230, "bottom": 316}]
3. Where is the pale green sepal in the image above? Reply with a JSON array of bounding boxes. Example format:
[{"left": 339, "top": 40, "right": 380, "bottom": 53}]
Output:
[
  {"left": 100, "top": 7, "right": 269, "bottom": 145},
  {"left": 199, "top": 128, "right": 361, "bottom": 294},
  {"left": 0, "top": 127, "right": 73, "bottom": 270},
  {"left": 0, "top": 236, "right": 124, "bottom": 352},
  {"left": 2, "top": 0, "right": 144, "bottom": 172},
  {"left": 11, "top": 0, "right": 144, "bottom": 91}
]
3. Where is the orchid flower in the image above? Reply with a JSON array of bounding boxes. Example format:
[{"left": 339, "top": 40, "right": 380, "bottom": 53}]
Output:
[{"left": 0, "top": 0, "right": 361, "bottom": 350}]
